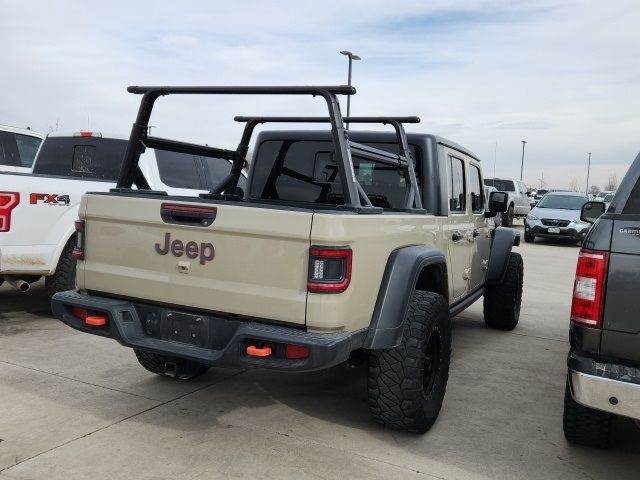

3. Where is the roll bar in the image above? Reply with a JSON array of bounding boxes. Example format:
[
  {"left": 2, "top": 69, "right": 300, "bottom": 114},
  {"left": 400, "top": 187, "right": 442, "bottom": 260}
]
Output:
[{"left": 115, "top": 85, "right": 422, "bottom": 212}]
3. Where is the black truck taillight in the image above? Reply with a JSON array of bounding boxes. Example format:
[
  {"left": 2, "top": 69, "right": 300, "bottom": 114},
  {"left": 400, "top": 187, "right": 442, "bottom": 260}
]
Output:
[
  {"left": 570, "top": 249, "right": 609, "bottom": 328},
  {"left": 0, "top": 192, "right": 20, "bottom": 232},
  {"left": 307, "top": 246, "right": 352, "bottom": 293},
  {"left": 72, "top": 219, "right": 85, "bottom": 260}
]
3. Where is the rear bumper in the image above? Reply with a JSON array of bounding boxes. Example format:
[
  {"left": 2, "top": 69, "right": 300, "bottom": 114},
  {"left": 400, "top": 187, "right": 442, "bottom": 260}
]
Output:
[
  {"left": 52, "top": 290, "right": 366, "bottom": 372},
  {"left": 568, "top": 352, "right": 640, "bottom": 420}
]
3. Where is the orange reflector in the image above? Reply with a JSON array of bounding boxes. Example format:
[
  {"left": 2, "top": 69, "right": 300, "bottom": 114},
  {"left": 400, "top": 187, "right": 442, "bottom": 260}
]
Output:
[
  {"left": 85, "top": 315, "right": 108, "bottom": 327},
  {"left": 246, "top": 345, "right": 272, "bottom": 357}
]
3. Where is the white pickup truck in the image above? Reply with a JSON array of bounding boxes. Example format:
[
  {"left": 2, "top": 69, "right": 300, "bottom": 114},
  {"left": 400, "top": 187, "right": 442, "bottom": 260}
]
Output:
[
  {"left": 483, "top": 177, "right": 531, "bottom": 227},
  {"left": 0, "top": 126, "right": 246, "bottom": 298}
]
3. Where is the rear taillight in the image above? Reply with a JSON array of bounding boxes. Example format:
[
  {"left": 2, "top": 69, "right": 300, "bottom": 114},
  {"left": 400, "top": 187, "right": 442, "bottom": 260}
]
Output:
[
  {"left": 307, "top": 246, "right": 352, "bottom": 293},
  {"left": 571, "top": 249, "right": 609, "bottom": 328},
  {"left": 72, "top": 220, "right": 85, "bottom": 260},
  {"left": 0, "top": 192, "right": 20, "bottom": 232}
]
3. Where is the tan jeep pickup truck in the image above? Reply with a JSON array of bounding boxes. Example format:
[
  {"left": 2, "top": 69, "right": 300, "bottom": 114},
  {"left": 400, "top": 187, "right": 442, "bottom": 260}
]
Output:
[{"left": 52, "top": 85, "right": 522, "bottom": 433}]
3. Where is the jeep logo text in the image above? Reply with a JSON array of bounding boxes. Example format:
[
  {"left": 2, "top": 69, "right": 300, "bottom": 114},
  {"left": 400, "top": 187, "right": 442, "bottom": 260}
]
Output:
[{"left": 155, "top": 232, "right": 215, "bottom": 265}]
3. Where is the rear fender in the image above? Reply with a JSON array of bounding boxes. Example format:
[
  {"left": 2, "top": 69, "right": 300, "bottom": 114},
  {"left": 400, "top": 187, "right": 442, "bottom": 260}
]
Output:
[
  {"left": 485, "top": 227, "right": 519, "bottom": 286},
  {"left": 363, "top": 245, "right": 446, "bottom": 350}
]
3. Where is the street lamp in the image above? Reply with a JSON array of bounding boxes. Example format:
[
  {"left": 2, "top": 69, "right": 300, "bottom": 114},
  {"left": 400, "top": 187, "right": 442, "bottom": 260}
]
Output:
[
  {"left": 340, "top": 50, "right": 361, "bottom": 127},
  {"left": 586, "top": 152, "right": 592, "bottom": 195},
  {"left": 520, "top": 140, "right": 527, "bottom": 181}
]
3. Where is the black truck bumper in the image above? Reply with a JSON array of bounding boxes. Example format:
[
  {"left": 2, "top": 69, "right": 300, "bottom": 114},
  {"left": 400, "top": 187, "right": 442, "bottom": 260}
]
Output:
[
  {"left": 567, "top": 351, "right": 640, "bottom": 420},
  {"left": 52, "top": 291, "right": 366, "bottom": 372}
]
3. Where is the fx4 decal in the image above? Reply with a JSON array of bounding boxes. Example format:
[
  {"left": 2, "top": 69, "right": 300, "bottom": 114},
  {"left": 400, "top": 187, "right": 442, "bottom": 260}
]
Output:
[{"left": 30, "top": 193, "right": 70, "bottom": 205}]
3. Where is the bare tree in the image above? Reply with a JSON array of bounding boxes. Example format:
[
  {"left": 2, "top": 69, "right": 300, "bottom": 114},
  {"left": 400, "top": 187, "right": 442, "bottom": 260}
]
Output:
[
  {"left": 604, "top": 173, "right": 618, "bottom": 191},
  {"left": 589, "top": 185, "right": 601, "bottom": 196},
  {"left": 538, "top": 172, "right": 547, "bottom": 189},
  {"left": 568, "top": 177, "right": 579, "bottom": 192}
]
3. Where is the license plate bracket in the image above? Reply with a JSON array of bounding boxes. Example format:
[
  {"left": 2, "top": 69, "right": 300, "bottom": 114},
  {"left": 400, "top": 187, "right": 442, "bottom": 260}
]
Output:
[
  {"left": 548, "top": 227, "right": 560, "bottom": 234},
  {"left": 159, "top": 311, "right": 210, "bottom": 347}
]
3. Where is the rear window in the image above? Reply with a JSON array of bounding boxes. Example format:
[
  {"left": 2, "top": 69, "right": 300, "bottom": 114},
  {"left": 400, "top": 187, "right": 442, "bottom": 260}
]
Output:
[
  {"left": 33, "top": 137, "right": 126, "bottom": 180},
  {"left": 250, "top": 140, "right": 421, "bottom": 209},
  {"left": 0, "top": 131, "right": 42, "bottom": 168},
  {"left": 623, "top": 178, "right": 640, "bottom": 214},
  {"left": 484, "top": 179, "right": 515, "bottom": 191}
]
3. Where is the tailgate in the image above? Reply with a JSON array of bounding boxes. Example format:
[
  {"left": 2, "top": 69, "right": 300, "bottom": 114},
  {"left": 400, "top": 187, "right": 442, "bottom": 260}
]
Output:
[{"left": 79, "top": 194, "right": 312, "bottom": 325}]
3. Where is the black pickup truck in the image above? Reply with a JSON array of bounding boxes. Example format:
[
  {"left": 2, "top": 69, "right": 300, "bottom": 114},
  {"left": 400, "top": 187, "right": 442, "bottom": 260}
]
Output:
[{"left": 564, "top": 152, "right": 640, "bottom": 447}]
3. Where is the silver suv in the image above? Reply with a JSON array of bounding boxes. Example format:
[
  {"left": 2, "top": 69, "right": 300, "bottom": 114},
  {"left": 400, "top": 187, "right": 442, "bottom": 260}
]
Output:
[{"left": 524, "top": 191, "right": 590, "bottom": 244}]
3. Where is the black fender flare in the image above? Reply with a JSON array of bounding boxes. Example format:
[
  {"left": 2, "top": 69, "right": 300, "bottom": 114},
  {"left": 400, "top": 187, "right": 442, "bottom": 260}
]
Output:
[
  {"left": 485, "top": 226, "right": 519, "bottom": 286},
  {"left": 363, "top": 245, "right": 446, "bottom": 350}
]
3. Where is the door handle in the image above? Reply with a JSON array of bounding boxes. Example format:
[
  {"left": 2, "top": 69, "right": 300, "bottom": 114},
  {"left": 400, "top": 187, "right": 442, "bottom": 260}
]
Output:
[
  {"left": 472, "top": 229, "right": 480, "bottom": 238},
  {"left": 452, "top": 231, "right": 463, "bottom": 242}
]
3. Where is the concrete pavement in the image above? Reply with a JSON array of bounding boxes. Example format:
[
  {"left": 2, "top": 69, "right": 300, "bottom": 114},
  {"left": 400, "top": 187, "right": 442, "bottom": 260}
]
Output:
[{"left": 1, "top": 227, "right": 638, "bottom": 479}]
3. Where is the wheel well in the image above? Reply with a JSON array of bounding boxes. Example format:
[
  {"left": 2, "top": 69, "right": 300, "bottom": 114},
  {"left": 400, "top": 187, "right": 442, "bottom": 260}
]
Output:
[{"left": 415, "top": 263, "right": 448, "bottom": 299}]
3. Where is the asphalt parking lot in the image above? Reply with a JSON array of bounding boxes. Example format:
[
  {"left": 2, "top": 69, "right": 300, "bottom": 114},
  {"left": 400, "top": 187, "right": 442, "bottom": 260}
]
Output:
[{"left": 1, "top": 224, "right": 639, "bottom": 480}]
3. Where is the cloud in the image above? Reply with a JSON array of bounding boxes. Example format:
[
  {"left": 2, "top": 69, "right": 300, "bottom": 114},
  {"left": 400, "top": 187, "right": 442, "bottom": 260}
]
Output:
[{"left": 0, "top": 0, "right": 638, "bottom": 189}]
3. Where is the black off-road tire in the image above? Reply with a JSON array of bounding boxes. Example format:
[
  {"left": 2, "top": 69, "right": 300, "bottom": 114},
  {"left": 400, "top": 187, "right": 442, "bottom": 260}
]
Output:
[
  {"left": 367, "top": 291, "right": 451, "bottom": 433},
  {"left": 563, "top": 380, "right": 614, "bottom": 448},
  {"left": 502, "top": 205, "right": 514, "bottom": 228},
  {"left": 483, "top": 251, "right": 523, "bottom": 330},
  {"left": 524, "top": 232, "right": 535, "bottom": 243},
  {"left": 134, "top": 349, "right": 210, "bottom": 380},
  {"left": 45, "top": 237, "right": 77, "bottom": 300}
]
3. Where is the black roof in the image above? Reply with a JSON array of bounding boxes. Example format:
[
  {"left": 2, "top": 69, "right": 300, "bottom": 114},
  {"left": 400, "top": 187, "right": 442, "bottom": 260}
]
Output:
[{"left": 254, "top": 130, "right": 480, "bottom": 162}]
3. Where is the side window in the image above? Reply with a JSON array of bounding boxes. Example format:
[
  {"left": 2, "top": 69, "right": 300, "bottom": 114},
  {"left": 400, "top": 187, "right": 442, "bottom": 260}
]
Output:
[
  {"left": 14, "top": 133, "right": 42, "bottom": 168},
  {"left": 449, "top": 156, "right": 466, "bottom": 212},
  {"left": 0, "top": 131, "right": 41, "bottom": 168},
  {"left": 469, "top": 164, "right": 484, "bottom": 213}
]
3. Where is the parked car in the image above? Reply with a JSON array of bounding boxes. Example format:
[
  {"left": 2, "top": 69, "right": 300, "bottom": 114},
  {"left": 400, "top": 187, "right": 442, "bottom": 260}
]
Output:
[
  {"left": 534, "top": 189, "right": 549, "bottom": 200},
  {"left": 524, "top": 191, "right": 591, "bottom": 244},
  {"left": 483, "top": 177, "right": 531, "bottom": 227},
  {"left": 52, "top": 84, "right": 522, "bottom": 434},
  {"left": 595, "top": 190, "right": 615, "bottom": 201},
  {"left": 563, "top": 155, "right": 640, "bottom": 448},
  {"left": 0, "top": 130, "right": 247, "bottom": 297}
]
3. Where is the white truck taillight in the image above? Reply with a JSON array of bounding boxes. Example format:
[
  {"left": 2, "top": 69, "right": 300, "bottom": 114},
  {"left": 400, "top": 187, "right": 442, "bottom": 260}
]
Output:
[
  {"left": 0, "top": 192, "right": 20, "bottom": 232},
  {"left": 72, "top": 219, "right": 85, "bottom": 259},
  {"left": 570, "top": 249, "right": 609, "bottom": 328},
  {"left": 307, "top": 246, "right": 352, "bottom": 293}
]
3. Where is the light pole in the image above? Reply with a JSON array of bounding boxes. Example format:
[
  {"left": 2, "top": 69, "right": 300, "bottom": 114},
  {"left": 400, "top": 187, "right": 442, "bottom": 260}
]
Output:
[
  {"left": 520, "top": 140, "right": 527, "bottom": 181},
  {"left": 586, "top": 152, "right": 592, "bottom": 195},
  {"left": 340, "top": 50, "right": 361, "bottom": 128}
]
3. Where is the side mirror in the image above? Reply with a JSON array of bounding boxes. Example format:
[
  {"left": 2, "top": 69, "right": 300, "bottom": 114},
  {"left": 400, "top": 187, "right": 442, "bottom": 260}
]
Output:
[
  {"left": 485, "top": 191, "right": 508, "bottom": 217},
  {"left": 581, "top": 201, "right": 605, "bottom": 224},
  {"left": 530, "top": 200, "right": 538, "bottom": 208}
]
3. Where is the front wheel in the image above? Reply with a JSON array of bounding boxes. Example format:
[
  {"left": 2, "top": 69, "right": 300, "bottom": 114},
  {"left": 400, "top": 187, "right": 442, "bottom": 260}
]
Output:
[
  {"left": 524, "top": 232, "right": 535, "bottom": 243},
  {"left": 483, "top": 252, "right": 523, "bottom": 330},
  {"left": 367, "top": 290, "right": 451, "bottom": 433},
  {"left": 502, "top": 205, "right": 514, "bottom": 228},
  {"left": 134, "top": 349, "right": 210, "bottom": 380}
]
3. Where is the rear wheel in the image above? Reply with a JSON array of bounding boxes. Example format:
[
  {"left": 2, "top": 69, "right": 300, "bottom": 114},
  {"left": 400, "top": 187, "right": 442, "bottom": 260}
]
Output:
[
  {"left": 484, "top": 252, "right": 523, "bottom": 330},
  {"left": 367, "top": 290, "right": 451, "bottom": 433},
  {"left": 45, "top": 237, "right": 77, "bottom": 301},
  {"left": 134, "top": 349, "right": 210, "bottom": 380},
  {"left": 563, "top": 380, "right": 614, "bottom": 448}
]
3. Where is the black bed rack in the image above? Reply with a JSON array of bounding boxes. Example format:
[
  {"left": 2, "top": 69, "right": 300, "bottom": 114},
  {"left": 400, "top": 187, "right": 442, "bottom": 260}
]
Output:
[{"left": 115, "top": 85, "right": 422, "bottom": 213}]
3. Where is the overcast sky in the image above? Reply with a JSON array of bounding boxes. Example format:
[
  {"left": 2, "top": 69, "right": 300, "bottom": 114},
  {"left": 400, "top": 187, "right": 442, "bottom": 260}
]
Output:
[{"left": 1, "top": 0, "right": 638, "bottom": 190}]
